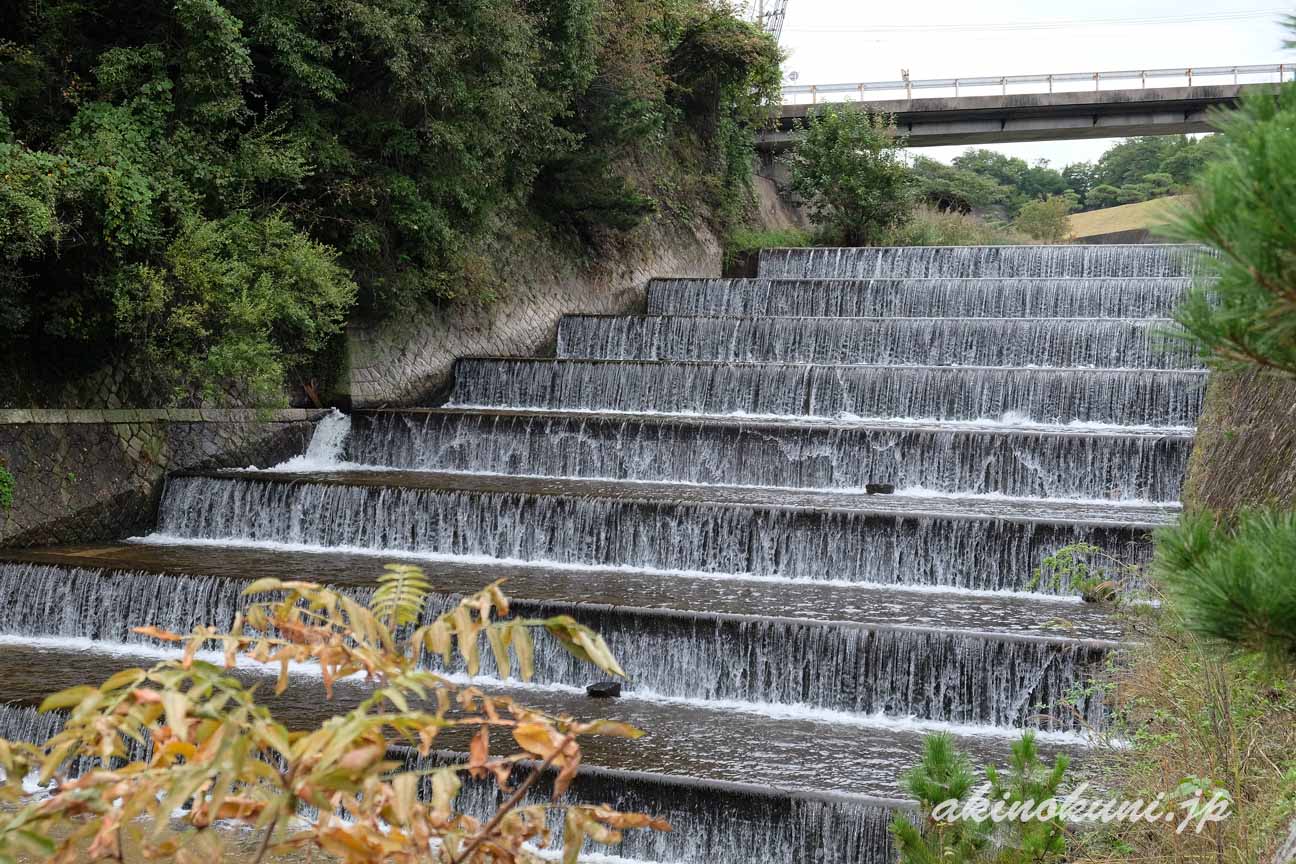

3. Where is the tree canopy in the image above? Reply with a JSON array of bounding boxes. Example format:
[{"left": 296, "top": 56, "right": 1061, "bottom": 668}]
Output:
[
  {"left": 0, "top": 0, "right": 780, "bottom": 405},
  {"left": 909, "top": 136, "right": 1222, "bottom": 220}
]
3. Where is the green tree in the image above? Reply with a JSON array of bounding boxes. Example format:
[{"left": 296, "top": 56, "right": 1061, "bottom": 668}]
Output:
[
  {"left": 1061, "top": 162, "right": 1096, "bottom": 206},
  {"left": 910, "top": 156, "right": 1009, "bottom": 213},
  {"left": 1086, "top": 184, "right": 1123, "bottom": 210},
  {"left": 1167, "top": 82, "right": 1296, "bottom": 374},
  {"left": 0, "top": 0, "right": 780, "bottom": 404},
  {"left": 784, "top": 106, "right": 914, "bottom": 245},
  {"left": 1117, "top": 184, "right": 1150, "bottom": 205},
  {"left": 891, "top": 732, "right": 1071, "bottom": 864},
  {"left": 984, "top": 733, "right": 1069, "bottom": 863},
  {"left": 1155, "top": 511, "right": 1296, "bottom": 668},
  {"left": 1012, "top": 196, "right": 1072, "bottom": 242},
  {"left": 1018, "top": 160, "right": 1068, "bottom": 202},
  {"left": 891, "top": 734, "right": 993, "bottom": 863},
  {"left": 1141, "top": 172, "right": 1177, "bottom": 198}
]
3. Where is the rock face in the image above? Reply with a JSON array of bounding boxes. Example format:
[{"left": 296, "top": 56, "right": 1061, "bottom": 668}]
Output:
[
  {"left": 586, "top": 682, "right": 623, "bottom": 699},
  {"left": 0, "top": 409, "right": 320, "bottom": 546}
]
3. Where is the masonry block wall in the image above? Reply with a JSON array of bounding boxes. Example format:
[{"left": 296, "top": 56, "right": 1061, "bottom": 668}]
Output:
[
  {"left": 0, "top": 410, "right": 323, "bottom": 547},
  {"left": 347, "top": 220, "right": 722, "bottom": 407}
]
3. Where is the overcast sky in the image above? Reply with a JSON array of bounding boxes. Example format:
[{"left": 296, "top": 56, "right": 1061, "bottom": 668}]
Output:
[{"left": 775, "top": 1, "right": 1292, "bottom": 166}]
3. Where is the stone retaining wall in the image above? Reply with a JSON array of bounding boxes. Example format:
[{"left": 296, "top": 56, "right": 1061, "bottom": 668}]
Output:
[
  {"left": 347, "top": 219, "right": 722, "bottom": 407},
  {"left": 1183, "top": 369, "right": 1296, "bottom": 514},
  {"left": 0, "top": 409, "right": 323, "bottom": 547}
]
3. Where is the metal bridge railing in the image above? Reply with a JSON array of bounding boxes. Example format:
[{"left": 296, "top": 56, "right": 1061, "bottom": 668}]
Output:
[{"left": 782, "top": 63, "right": 1293, "bottom": 105}]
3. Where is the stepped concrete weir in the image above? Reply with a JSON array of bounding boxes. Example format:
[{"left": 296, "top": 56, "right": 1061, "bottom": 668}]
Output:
[{"left": 0, "top": 243, "right": 1203, "bottom": 862}]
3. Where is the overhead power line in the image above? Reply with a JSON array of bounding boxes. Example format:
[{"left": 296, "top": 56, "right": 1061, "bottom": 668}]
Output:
[{"left": 784, "top": 8, "right": 1287, "bottom": 35}]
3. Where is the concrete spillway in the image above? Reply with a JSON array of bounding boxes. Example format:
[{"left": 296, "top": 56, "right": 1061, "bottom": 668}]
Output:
[{"left": 0, "top": 243, "right": 1202, "bottom": 863}]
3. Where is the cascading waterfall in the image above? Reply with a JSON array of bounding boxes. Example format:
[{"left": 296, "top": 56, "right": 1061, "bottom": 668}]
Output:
[
  {"left": 402, "top": 752, "right": 902, "bottom": 864},
  {"left": 0, "top": 242, "right": 1205, "bottom": 863},
  {"left": 0, "top": 562, "right": 1107, "bottom": 731},
  {"left": 267, "top": 407, "right": 351, "bottom": 471},
  {"left": 756, "top": 244, "right": 1203, "bottom": 279},
  {"left": 556, "top": 315, "right": 1199, "bottom": 369},
  {"left": 448, "top": 359, "right": 1206, "bottom": 428},
  {"left": 153, "top": 474, "right": 1153, "bottom": 593},
  {"left": 347, "top": 411, "right": 1190, "bottom": 501},
  {"left": 648, "top": 277, "right": 1192, "bottom": 319}
]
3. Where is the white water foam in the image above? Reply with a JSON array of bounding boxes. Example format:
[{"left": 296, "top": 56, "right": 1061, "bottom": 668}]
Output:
[
  {"left": 263, "top": 408, "right": 352, "bottom": 472},
  {"left": 130, "top": 534, "right": 1088, "bottom": 604},
  {"left": 0, "top": 634, "right": 1100, "bottom": 748},
  {"left": 443, "top": 404, "right": 1196, "bottom": 437}
]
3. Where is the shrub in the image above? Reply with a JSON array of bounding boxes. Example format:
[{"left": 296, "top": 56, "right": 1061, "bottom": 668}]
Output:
[
  {"left": 0, "top": 567, "right": 667, "bottom": 862},
  {"left": 891, "top": 732, "right": 1069, "bottom": 864},
  {"left": 1166, "top": 81, "right": 1296, "bottom": 375},
  {"left": 1012, "top": 196, "right": 1074, "bottom": 243},
  {"left": 1027, "top": 543, "right": 1136, "bottom": 603},
  {"left": 0, "top": 464, "right": 12, "bottom": 511},
  {"left": 1073, "top": 606, "right": 1296, "bottom": 863},
  {"left": 783, "top": 106, "right": 915, "bottom": 245},
  {"left": 883, "top": 206, "right": 1029, "bottom": 247},
  {"left": 723, "top": 225, "right": 812, "bottom": 268},
  {"left": 1154, "top": 510, "right": 1296, "bottom": 667}
]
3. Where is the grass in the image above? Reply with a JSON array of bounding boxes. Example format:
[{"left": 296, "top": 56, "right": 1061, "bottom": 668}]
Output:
[
  {"left": 1069, "top": 196, "right": 1183, "bottom": 239},
  {"left": 881, "top": 206, "right": 1030, "bottom": 246},
  {"left": 1073, "top": 599, "right": 1296, "bottom": 863}
]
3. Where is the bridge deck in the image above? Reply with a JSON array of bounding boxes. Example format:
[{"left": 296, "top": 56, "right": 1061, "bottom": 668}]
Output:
[{"left": 762, "top": 83, "right": 1271, "bottom": 148}]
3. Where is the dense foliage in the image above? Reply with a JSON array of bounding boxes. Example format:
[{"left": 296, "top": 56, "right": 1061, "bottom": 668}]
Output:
[
  {"left": 1166, "top": 83, "right": 1296, "bottom": 376},
  {"left": 1155, "top": 511, "right": 1296, "bottom": 667},
  {"left": 0, "top": 0, "right": 779, "bottom": 404},
  {"left": 1011, "top": 197, "right": 1073, "bottom": 243},
  {"left": 891, "top": 732, "right": 1069, "bottom": 864},
  {"left": 0, "top": 566, "right": 667, "bottom": 862},
  {"left": 1074, "top": 573, "right": 1296, "bottom": 863},
  {"left": 783, "top": 106, "right": 914, "bottom": 245},
  {"left": 910, "top": 136, "right": 1221, "bottom": 219}
]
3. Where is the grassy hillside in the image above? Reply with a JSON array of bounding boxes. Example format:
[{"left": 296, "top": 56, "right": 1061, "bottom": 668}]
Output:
[{"left": 1068, "top": 196, "right": 1183, "bottom": 240}]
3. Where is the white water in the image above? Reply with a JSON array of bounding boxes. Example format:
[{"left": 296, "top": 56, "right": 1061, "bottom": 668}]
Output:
[
  {"left": 128, "top": 534, "right": 1088, "bottom": 604},
  {"left": 264, "top": 408, "right": 351, "bottom": 471},
  {"left": 0, "top": 634, "right": 1098, "bottom": 748}
]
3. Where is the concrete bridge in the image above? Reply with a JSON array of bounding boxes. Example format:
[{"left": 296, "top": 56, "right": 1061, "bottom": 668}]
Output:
[{"left": 760, "top": 65, "right": 1289, "bottom": 150}]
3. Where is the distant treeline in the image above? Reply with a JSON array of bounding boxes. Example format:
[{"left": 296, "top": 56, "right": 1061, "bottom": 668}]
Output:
[{"left": 911, "top": 135, "right": 1223, "bottom": 218}]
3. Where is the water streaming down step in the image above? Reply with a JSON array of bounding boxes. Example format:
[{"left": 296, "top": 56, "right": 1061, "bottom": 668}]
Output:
[
  {"left": 0, "top": 243, "right": 1209, "bottom": 863},
  {"left": 153, "top": 473, "right": 1157, "bottom": 593},
  {"left": 0, "top": 698, "right": 901, "bottom": 864},
  {"left": 757, "top": 244, "right": 1202, "bottom": 279},
  {"left": 556, "top": 315, "right": 1199, "bottom": 369},
  {"left": 0, "top": 561, "right": 1109, "bottom": 731},
  {"left": 648, "top": 277, "right": 1193, "bottom": 319},
  {"left": 448, "top": 359, "right": 1206, "bottom": 428},
  {"left": 346, "top": 411, "right": 1190, "bottom": 501}
]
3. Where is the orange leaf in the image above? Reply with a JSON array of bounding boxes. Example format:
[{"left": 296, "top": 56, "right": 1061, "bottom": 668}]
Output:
[
  {"left": 132, "top": 626, "right": 183, "bottom": 642},
  {"left": 468, "top": 726, "right": 489, "bottom": 779}
]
